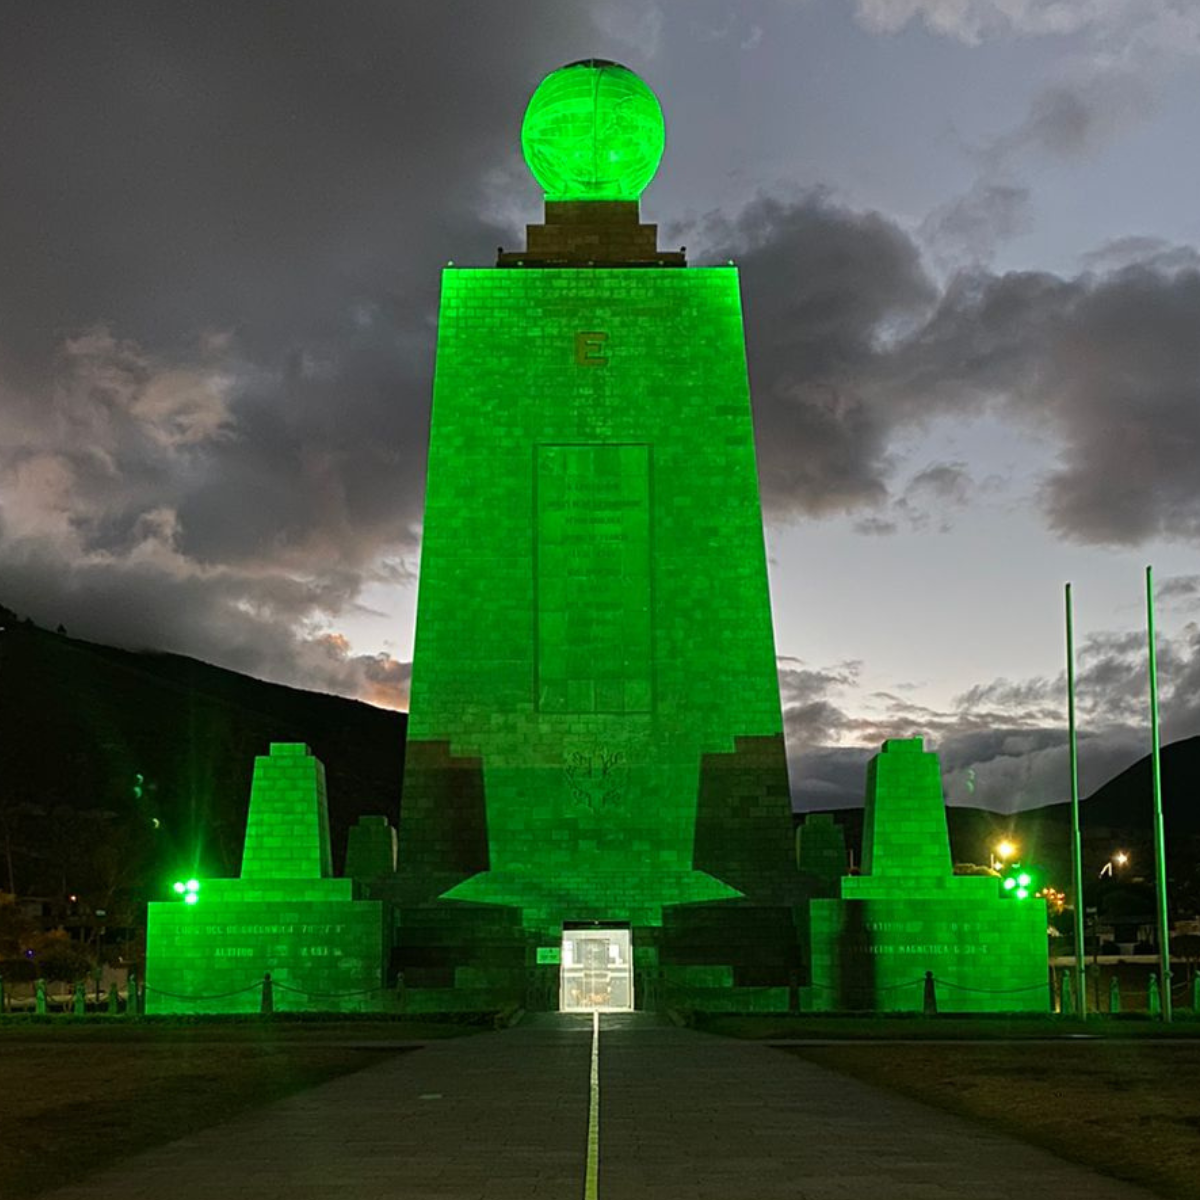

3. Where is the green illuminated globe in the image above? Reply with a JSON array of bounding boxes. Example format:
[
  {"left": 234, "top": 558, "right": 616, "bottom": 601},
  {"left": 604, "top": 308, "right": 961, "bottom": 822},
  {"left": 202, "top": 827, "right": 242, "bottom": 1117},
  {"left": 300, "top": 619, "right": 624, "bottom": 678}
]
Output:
[{"left": 521, "top": 59, "right": 665, "bottom": 200}]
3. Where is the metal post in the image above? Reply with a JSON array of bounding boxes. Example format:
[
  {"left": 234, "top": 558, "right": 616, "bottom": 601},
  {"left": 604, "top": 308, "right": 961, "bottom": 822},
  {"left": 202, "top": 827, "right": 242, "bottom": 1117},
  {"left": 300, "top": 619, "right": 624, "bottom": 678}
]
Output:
[
  {"left": 1065, "top": 583, "right": 1087, "bottom": 1018},
  {"left": 1109, "top": 974, "right": 1121, "bottom": 1014},
  {"left": 922, "top": 970, "right": 937, "bottom": 1016},
  {"left": 1146, "top": 566, "right": 1172, "bottom": 1022}
]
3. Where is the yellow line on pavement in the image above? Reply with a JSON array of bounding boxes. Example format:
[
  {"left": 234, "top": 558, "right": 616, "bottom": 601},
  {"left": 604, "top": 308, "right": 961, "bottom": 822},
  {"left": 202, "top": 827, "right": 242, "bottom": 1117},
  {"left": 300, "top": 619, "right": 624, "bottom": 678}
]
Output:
[{"left": 584, "top": 1010, "right": 600, "bottom": 1200}]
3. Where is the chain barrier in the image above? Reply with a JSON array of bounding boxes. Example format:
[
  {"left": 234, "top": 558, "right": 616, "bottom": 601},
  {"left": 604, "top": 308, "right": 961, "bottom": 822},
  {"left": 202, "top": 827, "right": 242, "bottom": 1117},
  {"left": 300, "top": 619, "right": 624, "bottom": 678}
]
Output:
[
  {"left": 142, "top": 982, "right": 263, "bottom": 1001},
  {"left": 932, "top": 978, "right": 1049, "bottom": 995},
  {"left": 271, "top": 981, "right": 393, "bottom": 1000},
  {"left": 804, "top": 976, "right": 925, "bottom": 993},
  {"left": 878, "top": 977, "right": 926, "bottom": 992}
]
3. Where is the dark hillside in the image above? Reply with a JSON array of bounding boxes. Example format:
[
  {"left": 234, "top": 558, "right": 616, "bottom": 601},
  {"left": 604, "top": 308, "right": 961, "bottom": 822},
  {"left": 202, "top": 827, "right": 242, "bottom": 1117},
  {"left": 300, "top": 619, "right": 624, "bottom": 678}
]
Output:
[{"left": 0, "top": 609, "right": 404, "bottom": 906}]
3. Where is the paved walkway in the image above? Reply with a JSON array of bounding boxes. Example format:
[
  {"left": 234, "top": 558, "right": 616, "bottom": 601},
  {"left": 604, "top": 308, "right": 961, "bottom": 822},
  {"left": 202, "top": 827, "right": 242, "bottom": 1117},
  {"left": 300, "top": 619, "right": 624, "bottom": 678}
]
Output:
[{"left": 43, "top": 1014, "right": 1161, "bottom": 1200}]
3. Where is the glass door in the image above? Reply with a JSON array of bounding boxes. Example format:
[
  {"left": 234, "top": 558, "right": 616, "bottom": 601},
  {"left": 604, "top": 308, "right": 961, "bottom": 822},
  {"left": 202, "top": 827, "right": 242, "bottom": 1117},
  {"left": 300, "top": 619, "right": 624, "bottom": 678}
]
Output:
[{"left": 559, "top": 927, "right": 634, "bottom": 1012}]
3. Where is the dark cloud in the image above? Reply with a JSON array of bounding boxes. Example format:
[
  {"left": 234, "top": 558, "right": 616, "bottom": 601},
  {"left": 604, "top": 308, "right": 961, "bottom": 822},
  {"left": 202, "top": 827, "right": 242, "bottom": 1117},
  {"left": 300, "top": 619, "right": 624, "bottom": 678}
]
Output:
[
  {"left": 683, "top": 190, "right": 937, "bottom": 518},
  {"left": 0, "top": 2, "right": 602, "bottom": 699},
  {"left": 882, "top": 255, "right": 1200, "bottom": 548},
  {"left": 785, "top": 625, "right": 1200, "bottom": 812},
  {"left": 920, "top": 181, "right": 1032, "bottom": 268},
  {"left": 2, "top": 4, "right": 1200, "bottom": 742},
  {"left": 852, "top": 515, "right": 899, "bottom": 537},
  {"left": 986, "top": 75, "right": 1154, "bottom": 163},
  {"left": 1159, "top": 574, "right": 1200, "bottom": 602},
  {"left": 1036, "top": 261, "right": 1200, "bottom": 543},
  {"left": 1080, "top": 238, "right": 1200, "bottom": 274},
  {"left": 675, "top": 26, "right": 1198, "bottom": 552},
  {"left": 2, "top": 6, "right": 520, "bottom": 368},
  {"left": 778, "top": 659, "right": 862, "bottom": 748},
  {"left": 790, "top": 746, "right": 874, "bottom": 808},
  {"left": 683, "top": 184, "right": 1200, "bottom": 547},
  {"left": 848, "top": 0, "right": 1200, "bottom": 58},
  {"left": 0, "top": 538, "right": 412, "bottom": 707},
  {"left": 672, "top": 177, "right": 1192, "bottom": 545},
  {"left": 893, "top": 461, "right": 974, "bottom": 532},
  {"left": 952, "top": 674, "right": 1062, "bottom": 716}
]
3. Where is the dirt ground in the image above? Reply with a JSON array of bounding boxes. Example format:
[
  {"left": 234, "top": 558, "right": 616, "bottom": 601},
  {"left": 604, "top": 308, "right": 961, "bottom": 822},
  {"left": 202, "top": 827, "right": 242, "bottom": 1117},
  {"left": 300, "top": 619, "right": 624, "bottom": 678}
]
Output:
[
  {"left": 0, "top": 1019, "right": 482, "bottom": 1198},
  {"left": 787, "top": 1040, "right": 1200, "bottom": 1200}
]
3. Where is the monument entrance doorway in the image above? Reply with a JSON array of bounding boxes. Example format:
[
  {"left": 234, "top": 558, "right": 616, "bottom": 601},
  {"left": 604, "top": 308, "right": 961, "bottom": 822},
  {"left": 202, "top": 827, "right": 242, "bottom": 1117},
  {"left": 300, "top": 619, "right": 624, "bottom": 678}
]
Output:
[{"left": 559, "top": 927, "right": 633, "bottom": 1012}]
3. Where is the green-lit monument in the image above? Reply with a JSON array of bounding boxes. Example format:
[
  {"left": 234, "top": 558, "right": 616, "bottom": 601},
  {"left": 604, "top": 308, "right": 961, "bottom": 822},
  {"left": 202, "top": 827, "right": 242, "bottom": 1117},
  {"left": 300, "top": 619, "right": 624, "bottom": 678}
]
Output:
[
  {"left": 141, "top": 61, "right": 1050, "bottom": 1017},
  {"left": 392, "top": 59, "right": 800, "bottom": 1011},
  {"left": 808, "top": 739, "right": 1050, "bottom": 1012}
]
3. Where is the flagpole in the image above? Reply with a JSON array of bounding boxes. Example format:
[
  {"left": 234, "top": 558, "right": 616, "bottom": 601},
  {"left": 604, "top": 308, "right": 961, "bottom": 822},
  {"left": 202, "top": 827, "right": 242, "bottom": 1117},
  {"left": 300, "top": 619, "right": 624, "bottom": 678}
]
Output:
[
  {"left": 1065, "top": 583, "right": 1087, "bottom": 1018},
  {"left": 1146, "top": 565, "right": 1172, "bottom": 1022}
]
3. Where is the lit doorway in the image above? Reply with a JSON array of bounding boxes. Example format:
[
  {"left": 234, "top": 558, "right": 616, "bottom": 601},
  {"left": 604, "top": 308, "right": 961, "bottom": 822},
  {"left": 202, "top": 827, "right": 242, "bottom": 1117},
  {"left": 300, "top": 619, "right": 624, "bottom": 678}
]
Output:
[{"left": 560, "top": 927, "right": 634, "bottom": 1012}]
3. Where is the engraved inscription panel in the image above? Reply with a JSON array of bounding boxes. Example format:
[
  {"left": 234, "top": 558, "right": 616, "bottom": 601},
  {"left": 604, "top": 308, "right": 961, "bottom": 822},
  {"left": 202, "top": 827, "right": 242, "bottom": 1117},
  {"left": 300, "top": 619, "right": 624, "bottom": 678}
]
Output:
[{"left": 536, "top": 444, "right": 651, "bottom": 713}]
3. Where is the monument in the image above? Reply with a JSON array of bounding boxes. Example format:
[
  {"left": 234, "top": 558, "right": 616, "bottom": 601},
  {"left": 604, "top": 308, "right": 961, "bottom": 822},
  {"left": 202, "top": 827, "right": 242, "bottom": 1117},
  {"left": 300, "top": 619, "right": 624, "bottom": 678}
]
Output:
[
  {"left": 807, "top": 738, "right": 1050, "bottom": 1012},
  {"left": 141, "top": 63, "right": 1050, "bottom": 1017},
  {"left": 389, "top": 59, "right": 802, "bottom": 1011},
  {"left": 145, "top": 744, "right": 388, "bottom": 1014}
]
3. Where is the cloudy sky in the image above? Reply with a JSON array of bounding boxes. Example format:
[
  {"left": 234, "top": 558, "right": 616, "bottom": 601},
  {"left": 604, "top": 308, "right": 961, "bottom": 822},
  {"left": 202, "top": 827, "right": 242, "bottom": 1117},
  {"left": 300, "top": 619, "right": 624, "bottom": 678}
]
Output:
[{"left": 2, "top": 1, "right": 1199, "bottom": 810}]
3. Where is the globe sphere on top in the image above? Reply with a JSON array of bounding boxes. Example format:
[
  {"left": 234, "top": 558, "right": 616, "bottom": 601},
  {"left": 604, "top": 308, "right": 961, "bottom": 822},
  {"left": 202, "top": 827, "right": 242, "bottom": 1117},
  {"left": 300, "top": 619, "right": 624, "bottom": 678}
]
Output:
[{"left": 521, "top": 59, "right": 665, "bottom": 201}]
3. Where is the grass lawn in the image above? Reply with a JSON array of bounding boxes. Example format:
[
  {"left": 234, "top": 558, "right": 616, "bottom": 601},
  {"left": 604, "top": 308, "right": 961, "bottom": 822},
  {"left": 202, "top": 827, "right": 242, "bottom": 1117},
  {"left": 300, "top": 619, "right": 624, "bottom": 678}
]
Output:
[
  {"left": 781, "top": 1040, "right": 1200, "bottom": 1200},
  {"left": 693, "top": 1011, "right": 1200, "bottom": 1040},
  {"left": 0, "top": 1017, "right": 487, "bottom": 1198}
]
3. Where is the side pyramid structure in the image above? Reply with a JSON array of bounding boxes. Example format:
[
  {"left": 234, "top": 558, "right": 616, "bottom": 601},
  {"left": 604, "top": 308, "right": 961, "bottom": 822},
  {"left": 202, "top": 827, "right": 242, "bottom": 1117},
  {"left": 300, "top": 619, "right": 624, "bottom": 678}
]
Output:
[
  {"left": 145, "top": 744, "right": 387, "bottom": 1013},
  {"left": 808, "top": 738, "right": 1050, "bottom": 1011}
]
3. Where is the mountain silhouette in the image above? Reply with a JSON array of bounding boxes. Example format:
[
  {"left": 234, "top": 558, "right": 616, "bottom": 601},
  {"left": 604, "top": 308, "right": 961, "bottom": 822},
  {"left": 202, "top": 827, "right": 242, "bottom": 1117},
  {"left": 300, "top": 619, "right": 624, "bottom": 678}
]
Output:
[{"left": 0, "top": 608, "right": 404, "bottom": 904}]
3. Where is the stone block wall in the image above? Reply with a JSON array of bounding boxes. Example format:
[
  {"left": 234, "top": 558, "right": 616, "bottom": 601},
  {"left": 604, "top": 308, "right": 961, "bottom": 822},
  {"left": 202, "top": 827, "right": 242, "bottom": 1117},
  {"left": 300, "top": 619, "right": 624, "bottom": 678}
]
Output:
[
  {"left": 146, "top": 884, "right": 388, "bottom": 1014},
  {"left": 241, "top": 743, "right": 332, "bottom": 880},
  {"left": 398, "top": 265, "right": 798, "bottom": 953}
]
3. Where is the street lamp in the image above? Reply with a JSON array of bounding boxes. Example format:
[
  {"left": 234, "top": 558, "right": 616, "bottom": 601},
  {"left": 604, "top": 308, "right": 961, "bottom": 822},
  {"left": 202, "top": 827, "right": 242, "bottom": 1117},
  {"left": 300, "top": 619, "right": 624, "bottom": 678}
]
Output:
[
  {"left": 992, "top": 840, "right": 1018, "bottom": 871},
  {"left": 1100, "top": 851, "right": 1130, "bottom": 878}
]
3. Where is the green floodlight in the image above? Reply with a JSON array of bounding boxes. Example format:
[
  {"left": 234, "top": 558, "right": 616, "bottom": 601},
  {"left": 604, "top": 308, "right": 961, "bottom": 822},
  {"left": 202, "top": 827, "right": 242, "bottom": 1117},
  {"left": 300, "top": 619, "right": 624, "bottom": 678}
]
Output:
[
  {"left": 1000, "top": 863, "right": 1040, "bottom": 900},
  {"left": 521, "top": 59, "right": 665, "bottom": 200},
  {"left": 172, "top": 880, "right": 186, "bottom": 895},
  {"left": 173, "top": 879, "right": 200, "bottom": 903}
]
